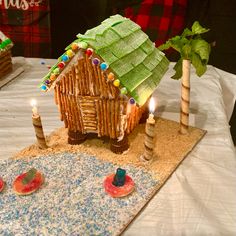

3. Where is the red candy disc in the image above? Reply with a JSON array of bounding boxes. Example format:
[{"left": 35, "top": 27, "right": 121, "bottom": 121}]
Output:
[
  {"left": 104, "top": 174, "right": 135, "bottom": 198},
  {"left": 13, "top": 171, "right": 44, "bottom": 196},
  {"left": 0, "top": 177, "right": 5, "bottom": 192}
]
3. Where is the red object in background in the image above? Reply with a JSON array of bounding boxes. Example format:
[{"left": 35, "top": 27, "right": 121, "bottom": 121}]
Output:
[
  {"left": 0, "top": 0, "right": 51, "bottom": 58},
  {"left": 124, "top": 0, "right": 187, "bottom": 48}
]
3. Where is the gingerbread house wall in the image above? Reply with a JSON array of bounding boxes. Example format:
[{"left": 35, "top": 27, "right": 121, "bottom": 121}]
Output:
[
  {"left": 0, "top": 49, "right": 12, "bottom": 78},
  {"left": 54, "top": 53, "right": 144, "bottom": 139}
]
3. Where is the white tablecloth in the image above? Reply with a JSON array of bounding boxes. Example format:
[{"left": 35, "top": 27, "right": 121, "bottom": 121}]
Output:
[{"left": 0, "top": 57, "right": 235, "bottom": 235}]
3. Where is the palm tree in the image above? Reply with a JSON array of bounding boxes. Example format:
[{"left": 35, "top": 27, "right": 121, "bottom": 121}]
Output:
[{"left": 158, "top": 21, "right": 211, "bottom": 134}]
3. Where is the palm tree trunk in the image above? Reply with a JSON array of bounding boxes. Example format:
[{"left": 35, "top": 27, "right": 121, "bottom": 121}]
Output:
[{"left": 180, "top": 59, "right": 191, "bottom": 134}]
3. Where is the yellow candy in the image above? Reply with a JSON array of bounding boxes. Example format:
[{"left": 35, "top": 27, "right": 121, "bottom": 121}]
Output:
[
  {"left": 71, "top": 42, "right": 78, "bottom": 51},
  {"left": 66, "top": 49, "right": 74, "bottom": 58},
  {"left": 108, "top": 72, "right": 115, "bottom": 81},
  {"left": 113, "top": 79, "right": 120, "bottom": 87}
]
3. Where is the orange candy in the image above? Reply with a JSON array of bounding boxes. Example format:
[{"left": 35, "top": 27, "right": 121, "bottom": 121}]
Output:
[
  {"left": 71, "top": 42, "right": 78, "bottom": 51},
  {"left": 50, "top": 74, "right": 56, "bottom": 81},
  {"left": 108, "top": 72, "right": 115, "bottom": 81}
]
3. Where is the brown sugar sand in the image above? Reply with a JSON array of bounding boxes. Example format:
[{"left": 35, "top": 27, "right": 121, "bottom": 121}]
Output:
[{"left": 13, "top": 118, "right": 206, "bottom": 182}]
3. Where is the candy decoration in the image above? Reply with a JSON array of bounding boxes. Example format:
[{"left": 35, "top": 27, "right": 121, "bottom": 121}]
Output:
[
  {"left": 129, "top": 97, "right": 136, "bottom": 105},
  {"left": 107, "top": 72, "right": 115, "bottom": 81},
  {"left": 0, "top": 38, "right": 12, "bottom": 49},
  {"left": 61, "top": 54, "right": 69, "bottom": 62},
  {"left": 104, "top": 173, "right": 135, "bottom": 198},
  {"left": 100, "top": 62, "right": 108, "bottom": 71},
  {"left": 78, "top": 42, "right": 88, "bottom": 49},
  {"left": 85, "top": 48, "right": 93, "bottom": 57},
  {"left": 92, "top": 58, "right": 100, "bottom": 65},
  {"left": 112, "top": 168, "right": 126, "bottom": 186},
  {"left": 113, "top": 79, "right": 120, "bottom": 87},
  {"left": 71, "top": 42, "right": 79, "bottom": 51},
  {"left": 5, "top": 38, "right": 12, "bottom": 45},
  {"left": 45, "top": 80, "right": 50, "bottom": 85},
  {"left": 53, "top": 68, "right": 60, "bottom": 75},
  {"left": 50, "top": 73, "right": 56, "bottom": 81},
  {"left": 13, "top": 168, "right": 44, "bottom": 196},
  {"left": 120, "top": 87, "right": 127, "bottom": 95},
  {"left": 0, "top": 177, "right": 5, "bottom": 193},
  {"left": 66, "top": 49, "right": 74, "bottom": 58},
  {"left": 58, "top": 62, "right": 65, "bottom": 69},
  {"left": 41, "top": 84, "right": 47, "bottom": 91}
]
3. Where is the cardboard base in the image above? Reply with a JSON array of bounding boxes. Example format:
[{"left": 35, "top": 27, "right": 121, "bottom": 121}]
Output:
[{"left": 12, "top": 118, "right": 206, "bottom": 235}]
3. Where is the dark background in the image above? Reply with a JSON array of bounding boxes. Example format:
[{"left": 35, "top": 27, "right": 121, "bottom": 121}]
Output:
[
  {"left": 50, "top": 0, "right": 236, "bottom": 74},
  {"left": 49, "top": 0, "right": 236, "bottom": 144}
]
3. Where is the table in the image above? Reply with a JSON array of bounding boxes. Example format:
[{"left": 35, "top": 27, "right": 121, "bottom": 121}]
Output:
[{"left": 0, "top": 57, "right": 236, "bottom": 235}]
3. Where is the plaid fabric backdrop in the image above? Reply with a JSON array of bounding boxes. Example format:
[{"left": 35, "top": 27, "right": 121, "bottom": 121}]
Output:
[
  {"left": 0, "top": 0, "right": 51, "bottom": 58},
  {"left": 124, "top": 0, "right": 187, "bottom": 48}
]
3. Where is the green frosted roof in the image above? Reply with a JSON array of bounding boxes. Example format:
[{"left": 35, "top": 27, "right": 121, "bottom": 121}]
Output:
[{"left": 77, "top": 15, "right": 169, "bottom": 105}]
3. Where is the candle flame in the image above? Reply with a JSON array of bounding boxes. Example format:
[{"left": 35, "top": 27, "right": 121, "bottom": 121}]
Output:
[
  {"left": 149, "top": 97, "right": 155, "bottom": 114},
  {"left": 30, "top": 99, "right": 37, "bottom": 107}
]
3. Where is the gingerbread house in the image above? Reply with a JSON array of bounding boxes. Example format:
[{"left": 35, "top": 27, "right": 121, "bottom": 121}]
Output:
[
  {"left": 40, "top": 15, "right": 169, "bottom": 153},
  {"left": 0, "top": 31, "right": 13, "bottom": 79}
]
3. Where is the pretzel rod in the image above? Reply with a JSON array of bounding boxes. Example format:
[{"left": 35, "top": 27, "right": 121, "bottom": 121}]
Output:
[
  {"left": 78, "top": 59, "right": 85, "bottom": 95},
  {"left": 94, "top": 99, "right": 101, "bottom": 137},
  {"left": 115, "top": 99, "right": 120, "bottom": 138},
  {"left": 61, "top": 94, "right": 68, "bottom": 128},
  {"left": 68, "top": 71, "right": 73, "bottom": 95},
  {"left": 94, "top": 64, "right": 102, "bottom": 96},
  {"left": 99, "top": 99, "right": 105, "bottom": 136},
  {"left": 99, "top": 67, "right": 107, "bottom": 98},
  {"left": 82, "top": 57, "right": 90, "bottom": 95},
  {"left": 77, "top": 98, "right": 85, "bottom": 133},
  {"left": 111, "top": 99, "right": 116, "bottom": 138},
  {"left": 75, "top": 61, "right": 82, "bottom": 95},
  {"left": 85, "top": 54, "right": 96, "bottom": 96}
]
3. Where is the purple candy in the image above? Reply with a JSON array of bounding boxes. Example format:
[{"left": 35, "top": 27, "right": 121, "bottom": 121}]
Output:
[
  {"left": 129, "top": 98, "right": 136, "bottom": 105},
  {"left": 92, "top": 58, "right": 100, "bottom": 65}
]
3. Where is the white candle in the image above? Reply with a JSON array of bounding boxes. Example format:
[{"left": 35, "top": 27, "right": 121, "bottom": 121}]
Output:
[
  {"left": 148, "top": 97, "right": 155, "bottom": 122},
  {"left": 30, "top": 99, "right": 47, "bottom": 149},
  {"left": 140, "top": 97, "right": 156, "bottom": 162},
  {"left": 30, "top": 99, "right": 38, "bottom": 117}
]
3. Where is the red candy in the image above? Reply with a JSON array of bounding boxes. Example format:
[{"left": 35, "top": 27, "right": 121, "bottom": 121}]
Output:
[
  {"left": 58, "top": 62, "right": 65, "bottom": 69},
  {"left": 85, "top": 48, "right": 93, "bottom": 57},
  {"left": 13, "top": 171, "right": 44, "bottom": 195},
  {"left": 104, "top": 173, "right": 135, "bottom": 198},
  {"left": 0, "top": 177, "right": 5, "bottom": 192}
]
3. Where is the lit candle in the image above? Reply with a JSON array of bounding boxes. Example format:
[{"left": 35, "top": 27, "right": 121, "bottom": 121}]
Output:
[
  {"left": 30, "top": 99, "right": 47, "bottom": 149},
  {"left": 140, "top": 97, "right": 156, "bottom": 162},
  {"left": 31, "top": 99, "right": 38, "bottom": 116}
]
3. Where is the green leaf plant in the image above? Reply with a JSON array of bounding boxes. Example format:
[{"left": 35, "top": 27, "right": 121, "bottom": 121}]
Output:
[{"left": 158, "top": 21, "right": 211, "bottom": 79}]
